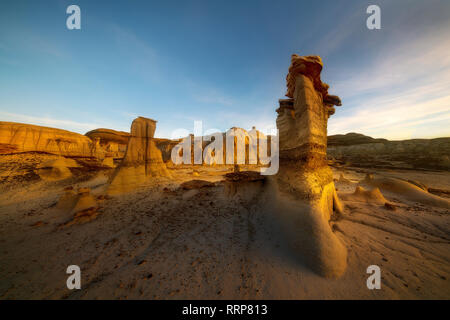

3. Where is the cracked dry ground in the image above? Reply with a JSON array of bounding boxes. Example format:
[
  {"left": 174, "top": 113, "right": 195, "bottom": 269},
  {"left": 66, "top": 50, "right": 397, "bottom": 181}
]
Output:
[{"left": 0, "top": 165, "right": 449, "bottom": 299}]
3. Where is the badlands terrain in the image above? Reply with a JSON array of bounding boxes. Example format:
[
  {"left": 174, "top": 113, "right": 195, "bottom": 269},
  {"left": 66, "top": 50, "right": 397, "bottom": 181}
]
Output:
[
  {"left": 0, "top": 127, "right": 449, "bottom": 299},
  {"left": 1, "top": 54, "right": 449, "bottom": 300}
]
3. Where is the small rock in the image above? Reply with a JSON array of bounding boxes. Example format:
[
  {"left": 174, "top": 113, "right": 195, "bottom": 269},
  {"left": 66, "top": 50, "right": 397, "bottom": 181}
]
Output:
[{"left": 384, "top": 202, "right": 396, "bottom": 211}]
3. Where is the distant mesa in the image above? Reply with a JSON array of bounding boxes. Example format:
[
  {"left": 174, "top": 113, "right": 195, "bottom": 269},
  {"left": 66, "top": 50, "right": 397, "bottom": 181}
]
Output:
[
  {"left": 0, "top": 121, "right": 103, "bottom": 158},
  {"left": 328, "top": 132, "right": 450, "bottom": 170},
  {"left": 328, "top": 132, "right": 388, "bottom": 146}
]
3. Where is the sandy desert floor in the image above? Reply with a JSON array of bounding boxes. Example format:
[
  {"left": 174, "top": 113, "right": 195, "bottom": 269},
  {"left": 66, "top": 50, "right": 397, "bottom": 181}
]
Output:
[{"left": 0, "top": 153, "right": 449, "bottom": 299}]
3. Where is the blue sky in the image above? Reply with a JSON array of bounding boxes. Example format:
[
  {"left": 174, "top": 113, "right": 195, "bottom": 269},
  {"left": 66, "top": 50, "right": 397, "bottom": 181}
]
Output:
[{"left": 0, "top": 0, "right": 449, "bottom": 140}]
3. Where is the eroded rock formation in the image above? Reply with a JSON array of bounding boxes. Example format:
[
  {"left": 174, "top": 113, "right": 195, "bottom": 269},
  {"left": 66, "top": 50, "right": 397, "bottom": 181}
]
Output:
[
  {"left": 341, "top": 186, "right": 387, "bottom": 205},
  {"left": 0, "top": 122, "right": 105, "bottom": 158},
  {"left": 273, "top": 54, "right": 347, "bottom": 278},
  {"left": 361, "top": 175, "right": 450, "bottom": 209},
  {"left": 328, "top": 133, "right": 450, "bottom": 171},
  {"left": 108, "top": 117, "right": 171, "bottom": 194},
  {"left": 85, "top": 128, "right": 130, "bottom": 159},
  {"left": 35, "top": 157, "right": 80, "bottom": 181},
  {"left": 154, "top": 138, "right": 181, "bottom": 163}
]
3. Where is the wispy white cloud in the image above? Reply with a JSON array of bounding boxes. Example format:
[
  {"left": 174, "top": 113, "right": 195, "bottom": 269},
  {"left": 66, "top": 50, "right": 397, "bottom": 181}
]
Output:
[
  {"left": 311, "top": 4, "right": 365, "bottom": 57},
  {"left": 0, "top": 28, "right": 67, "bottom": 59},
  {"left": 334, "top": 28, "right": 450, "bottom": 97},
  {"left": 192, "top": 89, "right": 234, "bottom": 106},
  {"left": 0, "top": 111, "right": 128, "bottom": 134},
  {"left": 327, "top": 15, "right": 450, "bottom": 140},
  {"left": 329, "top": 91, "right": 450, "bottom": 139}
]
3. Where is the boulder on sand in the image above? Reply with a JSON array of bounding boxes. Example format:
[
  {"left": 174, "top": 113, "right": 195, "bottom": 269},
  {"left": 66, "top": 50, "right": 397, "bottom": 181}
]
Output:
[
  {"left": 56, "top": 186, "right": 78, "bottom": 211},
  {"left": 70, "top": 187, "right": 98, "bottom": 214}
]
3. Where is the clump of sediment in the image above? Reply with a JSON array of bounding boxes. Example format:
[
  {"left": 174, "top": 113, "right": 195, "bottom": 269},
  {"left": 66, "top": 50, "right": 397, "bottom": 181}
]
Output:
[
  {"left": 56, "top": 186, "right": 78, "bottom": 211},
  {"left": 57, "top": 187, "right": 100, "bottom": 226}
]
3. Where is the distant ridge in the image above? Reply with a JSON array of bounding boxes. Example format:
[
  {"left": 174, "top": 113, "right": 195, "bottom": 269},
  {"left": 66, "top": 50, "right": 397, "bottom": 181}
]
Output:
[
  {"left": 327, "top": 133, "right": 450, "bottom": 171},
  {"left": 327, "top": 132, "right": 388, "bottom": 146}
]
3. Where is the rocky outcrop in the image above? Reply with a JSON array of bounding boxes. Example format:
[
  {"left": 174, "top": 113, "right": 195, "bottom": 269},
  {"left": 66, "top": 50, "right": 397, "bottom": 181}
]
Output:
[
  {"left": 360, "top": 175, "right": 450, "bottom": 209},
  {"left": 328, "top": 132, "right": 388, "bottom": 146},
  {"left": 273, "top": 54, "right": 347, "bottom": 278},
  {"left": 341, "top": 186, "right": 388, "bottom": 205},
  {"left": 285, "top": 54, "right": 341, "bottom": 118},
  {"left": 55, "top": 187, "right": 101, "bottom": 226},
  {"left": 35, "top": 157, "right": 80, "bottom": 181},
  {"left": 108, "top": 117, "right": 171, "bottom": 195},
  {"left": 0, "top": 121, "right": 104, "bottom": 158},
  {"left": 85, "top": 128, "right": 130, "bottom": 159},
  {"left": 327, "top": 133, "right": 450, "bottom": 170},
  {"left": 154, "top": 138, "right": 181, "bottom": 163},
  {"left": 70, "top": 187, "right": 98, "bottom": 215}
]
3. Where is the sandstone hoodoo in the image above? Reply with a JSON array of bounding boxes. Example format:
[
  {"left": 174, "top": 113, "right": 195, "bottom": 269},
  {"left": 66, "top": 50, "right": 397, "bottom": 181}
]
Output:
[
  {"left": 273, "top": 54, "right": 347, "bottom": 278},
  {"left": 108, "top": 117, "right": 171, "bottom": 195}
]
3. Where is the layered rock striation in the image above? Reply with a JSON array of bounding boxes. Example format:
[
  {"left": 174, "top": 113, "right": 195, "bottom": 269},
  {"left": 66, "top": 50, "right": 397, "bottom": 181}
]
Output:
[
  {"left": 273, "top": 54, "right": 347, "bottom": 278},
  {"left": 0, "top": 121, "right": 104, "bottom": 158},
  {"left": 85, "top": 128, "right": 130, "bottom": 159},
  {"left": 328, "top": 133, "right": 450, "bottom": 171}
]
